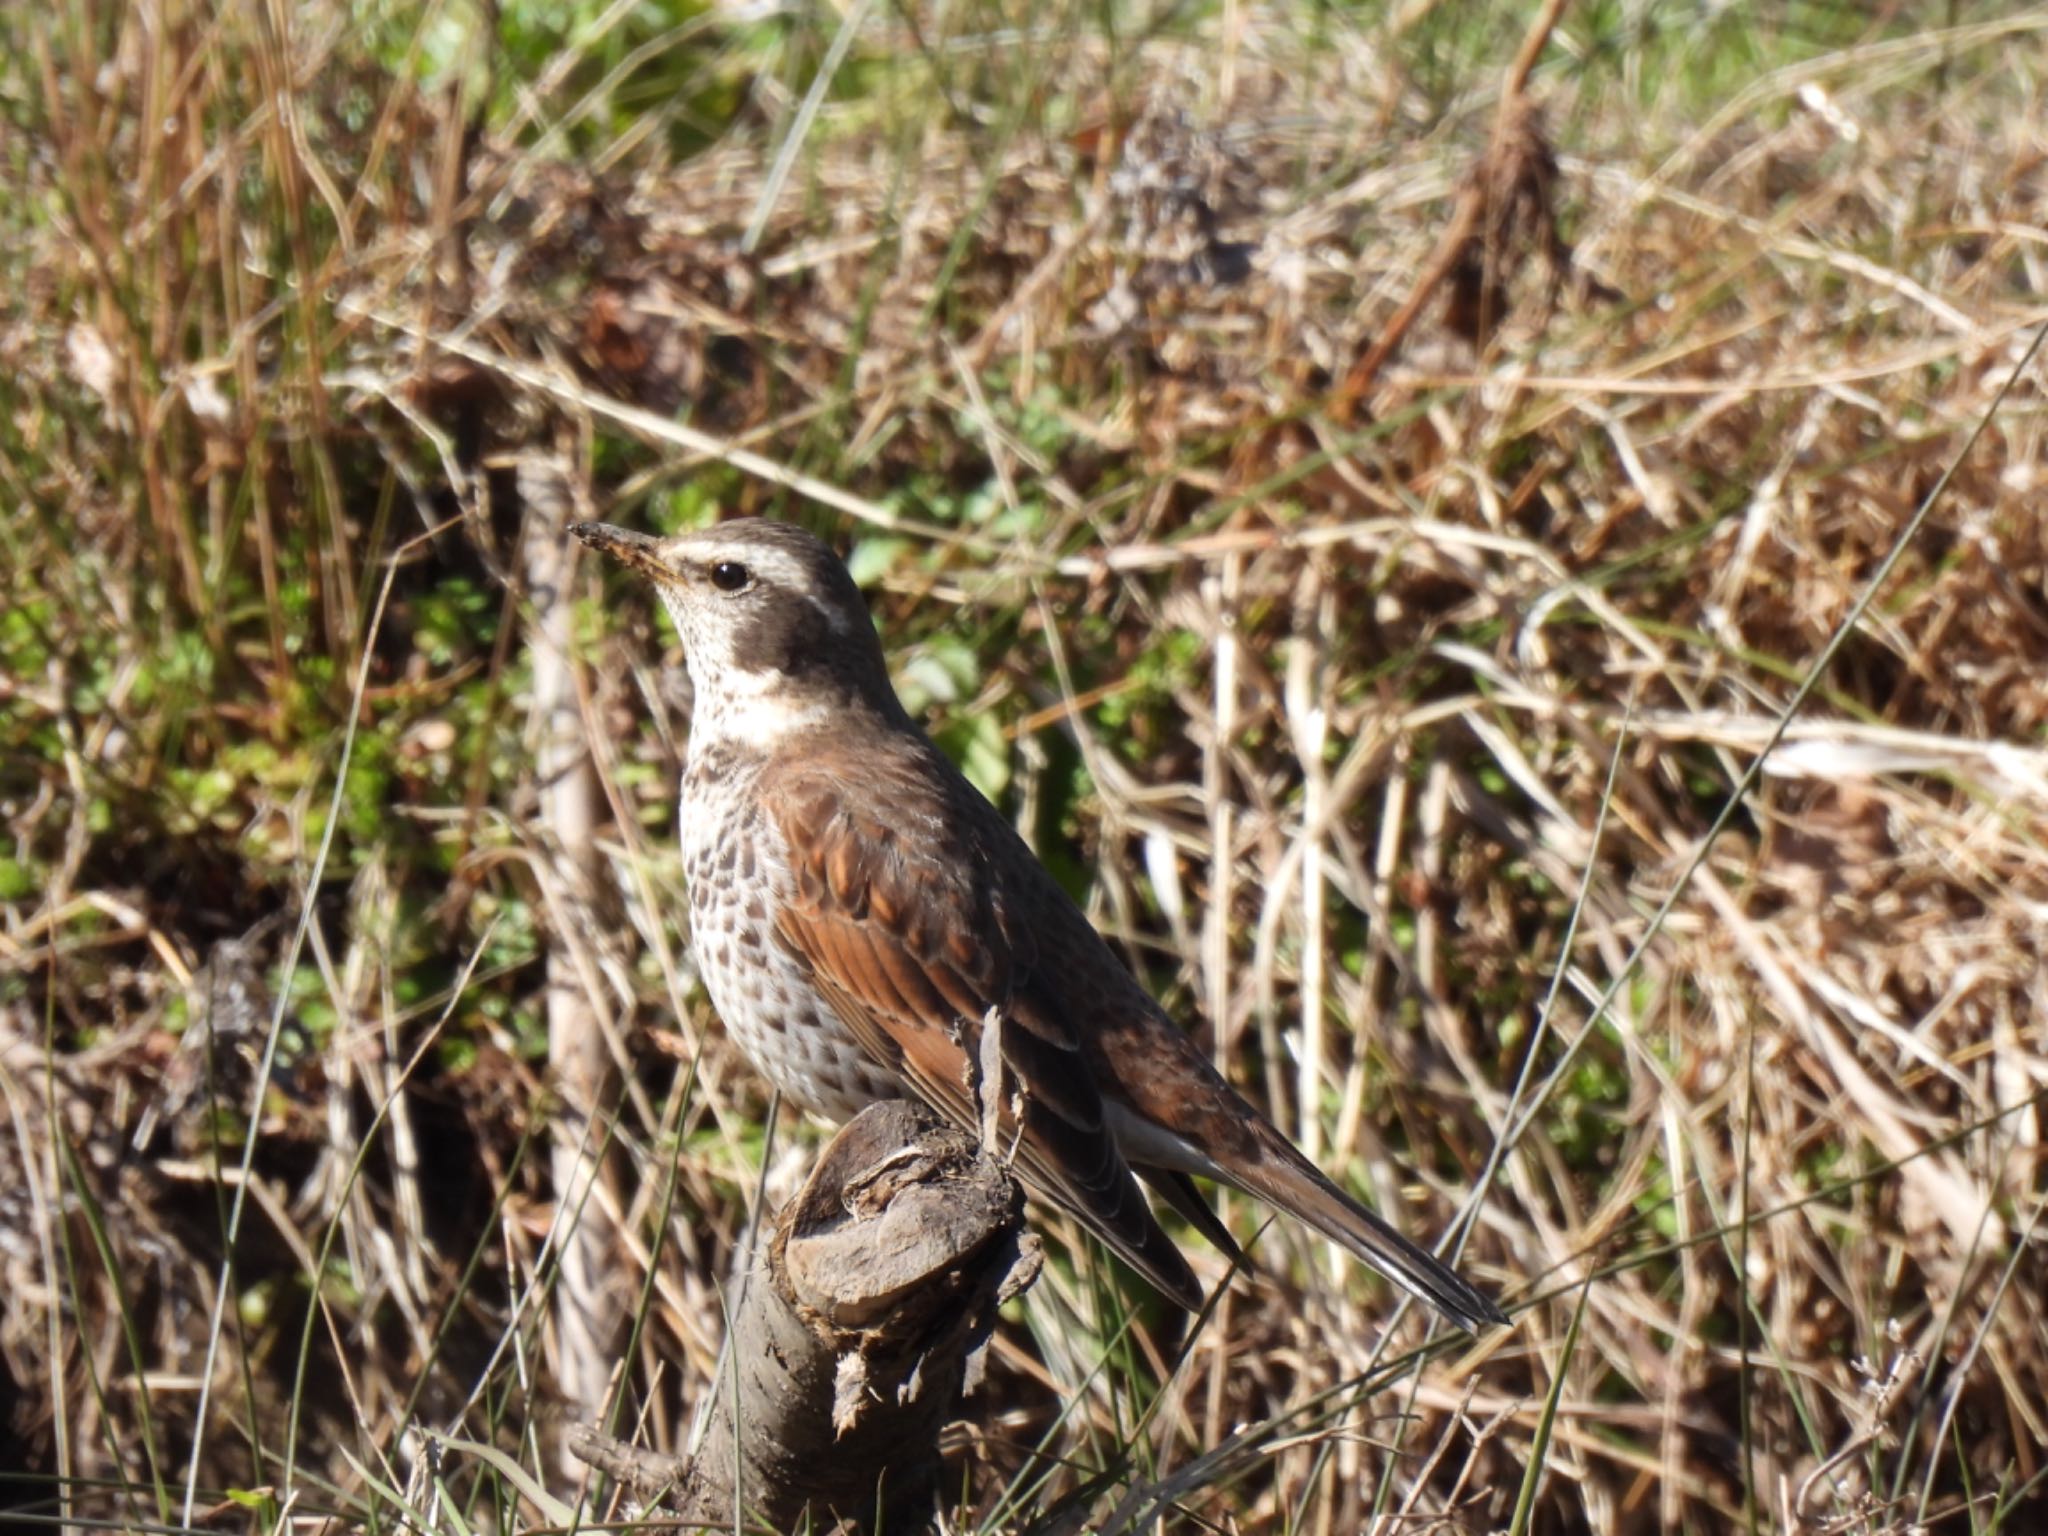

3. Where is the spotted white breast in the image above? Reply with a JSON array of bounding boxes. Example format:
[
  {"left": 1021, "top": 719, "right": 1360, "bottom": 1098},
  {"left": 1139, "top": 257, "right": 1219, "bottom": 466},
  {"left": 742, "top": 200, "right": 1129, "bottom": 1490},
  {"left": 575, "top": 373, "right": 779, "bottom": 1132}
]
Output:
[{"left": 678, "top": 742, "right": 904, "bottom": 1120}]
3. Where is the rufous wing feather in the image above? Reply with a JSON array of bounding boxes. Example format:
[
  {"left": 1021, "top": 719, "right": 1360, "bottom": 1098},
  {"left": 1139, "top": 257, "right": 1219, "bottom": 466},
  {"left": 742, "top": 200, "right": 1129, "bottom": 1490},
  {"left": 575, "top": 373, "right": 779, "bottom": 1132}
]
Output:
[{"left": 766, "top": 758, "right": 1205, "bottom": 1310}]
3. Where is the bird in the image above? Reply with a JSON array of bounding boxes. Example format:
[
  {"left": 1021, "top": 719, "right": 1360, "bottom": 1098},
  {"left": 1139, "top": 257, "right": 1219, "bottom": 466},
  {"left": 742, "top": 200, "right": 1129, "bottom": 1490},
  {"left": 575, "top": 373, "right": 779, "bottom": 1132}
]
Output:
[{"left": 574, "top": 515, "right": 1507, "bottom": 1332}]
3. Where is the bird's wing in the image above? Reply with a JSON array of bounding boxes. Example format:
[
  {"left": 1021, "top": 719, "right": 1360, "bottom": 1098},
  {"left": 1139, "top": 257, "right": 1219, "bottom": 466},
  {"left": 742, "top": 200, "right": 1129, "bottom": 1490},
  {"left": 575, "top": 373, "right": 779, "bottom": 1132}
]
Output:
[{"left": 765, "top": 755, "right": 1203, "bottom": 1310}]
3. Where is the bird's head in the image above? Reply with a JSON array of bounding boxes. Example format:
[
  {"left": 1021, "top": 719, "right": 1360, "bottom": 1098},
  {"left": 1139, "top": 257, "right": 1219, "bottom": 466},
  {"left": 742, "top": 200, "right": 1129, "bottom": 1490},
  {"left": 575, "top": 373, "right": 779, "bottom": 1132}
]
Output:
[{"left": 573, "top": 517, "right": 900, "bottom": 745}]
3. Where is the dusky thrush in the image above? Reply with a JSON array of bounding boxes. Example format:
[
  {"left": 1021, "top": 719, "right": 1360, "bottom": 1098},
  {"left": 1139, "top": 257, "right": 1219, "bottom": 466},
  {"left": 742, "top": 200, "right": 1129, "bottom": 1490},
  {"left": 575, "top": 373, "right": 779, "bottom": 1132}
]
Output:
[{"left": 576, "top": 516, "right": 1506, "bottom": 1331}]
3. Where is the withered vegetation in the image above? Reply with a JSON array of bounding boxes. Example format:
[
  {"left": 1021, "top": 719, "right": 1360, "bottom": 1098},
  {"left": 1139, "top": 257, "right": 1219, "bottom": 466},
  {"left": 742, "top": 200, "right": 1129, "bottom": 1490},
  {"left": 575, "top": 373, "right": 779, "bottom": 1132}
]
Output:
[{"left": 4, "top": 4, "right": 2047, "bottom": 1533}]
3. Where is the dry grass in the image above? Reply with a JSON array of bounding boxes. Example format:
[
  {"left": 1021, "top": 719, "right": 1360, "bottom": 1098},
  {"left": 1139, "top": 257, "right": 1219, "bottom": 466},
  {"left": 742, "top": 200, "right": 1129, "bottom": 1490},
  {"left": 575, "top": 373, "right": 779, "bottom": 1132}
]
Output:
[{"left": 4, "top": 2, "right": 2047, "bottom": 1533}]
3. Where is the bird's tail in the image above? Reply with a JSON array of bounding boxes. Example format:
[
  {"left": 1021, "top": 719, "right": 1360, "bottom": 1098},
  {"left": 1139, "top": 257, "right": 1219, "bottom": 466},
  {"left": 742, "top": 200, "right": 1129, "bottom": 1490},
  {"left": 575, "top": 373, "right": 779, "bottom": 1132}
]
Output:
[{"left": 1235, "top": 1124, "right": 1508, "bottom": 1332}]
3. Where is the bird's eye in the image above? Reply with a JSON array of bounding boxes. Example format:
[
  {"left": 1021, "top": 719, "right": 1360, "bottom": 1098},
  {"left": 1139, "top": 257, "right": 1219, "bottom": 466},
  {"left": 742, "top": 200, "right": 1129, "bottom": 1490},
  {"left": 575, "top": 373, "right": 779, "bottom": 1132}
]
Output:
[{"left": 709, "top": 561, "right": 750, "bottom": 592}]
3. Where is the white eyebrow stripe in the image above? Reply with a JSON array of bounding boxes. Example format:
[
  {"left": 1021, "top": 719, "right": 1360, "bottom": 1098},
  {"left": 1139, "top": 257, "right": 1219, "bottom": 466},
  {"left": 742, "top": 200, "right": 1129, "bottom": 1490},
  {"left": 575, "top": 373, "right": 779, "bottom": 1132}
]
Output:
[
  {"left": 680, "top": 539, "right": 853, "bottom": 632},
  {"left": 731, "top": 545, "right": 810, "bottom": 588}
]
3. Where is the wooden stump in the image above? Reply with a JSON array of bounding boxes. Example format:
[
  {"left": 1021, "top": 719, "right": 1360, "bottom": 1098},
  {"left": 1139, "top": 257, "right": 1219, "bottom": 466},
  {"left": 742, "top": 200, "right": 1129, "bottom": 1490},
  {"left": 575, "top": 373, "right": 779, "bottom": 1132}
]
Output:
[{"left": 571, "top": 1100, "right": 1039, "bottom": 1532}]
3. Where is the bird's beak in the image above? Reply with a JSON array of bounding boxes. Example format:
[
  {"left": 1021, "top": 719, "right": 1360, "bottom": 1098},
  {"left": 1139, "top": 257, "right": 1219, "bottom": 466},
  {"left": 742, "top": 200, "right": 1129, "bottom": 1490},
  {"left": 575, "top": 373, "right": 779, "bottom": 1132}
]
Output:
[{"left": 572, "top": 522, "right": 675, "bottom": 584}]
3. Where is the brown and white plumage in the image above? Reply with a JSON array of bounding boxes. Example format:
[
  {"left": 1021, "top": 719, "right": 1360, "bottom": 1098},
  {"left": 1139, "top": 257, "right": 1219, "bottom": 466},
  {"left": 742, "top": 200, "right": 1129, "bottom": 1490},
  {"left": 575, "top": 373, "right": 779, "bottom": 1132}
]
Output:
[{"left": 576, "top": 516, "right": 1507, "bottom": 1331}]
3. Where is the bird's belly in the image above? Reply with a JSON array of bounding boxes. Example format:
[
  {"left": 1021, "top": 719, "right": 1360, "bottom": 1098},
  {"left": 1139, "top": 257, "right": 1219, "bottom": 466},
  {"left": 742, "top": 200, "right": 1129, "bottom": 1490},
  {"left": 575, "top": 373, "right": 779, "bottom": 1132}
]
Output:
[
  {"left": 681, "top": 791, "right": 902, "bottom": 1121},
  {"left": 698, "top": 931, "right": 900, "bottom": 1121}
]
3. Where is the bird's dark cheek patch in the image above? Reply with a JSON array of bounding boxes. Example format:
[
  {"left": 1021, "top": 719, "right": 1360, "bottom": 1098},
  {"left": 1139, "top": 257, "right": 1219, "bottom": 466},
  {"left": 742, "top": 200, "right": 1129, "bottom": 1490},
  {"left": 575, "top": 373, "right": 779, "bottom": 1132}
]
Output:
[{"left": 730, "top": 593, "right": 838, "bottom": 678}]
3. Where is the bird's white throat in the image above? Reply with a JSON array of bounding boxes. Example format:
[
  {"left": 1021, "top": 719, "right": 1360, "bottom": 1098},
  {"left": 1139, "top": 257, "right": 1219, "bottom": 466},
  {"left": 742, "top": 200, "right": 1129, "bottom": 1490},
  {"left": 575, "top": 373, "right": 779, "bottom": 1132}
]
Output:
[{"left": 689, "top": 669, "right": 832, "bottom": 749}]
